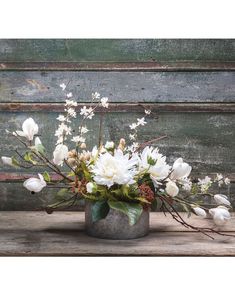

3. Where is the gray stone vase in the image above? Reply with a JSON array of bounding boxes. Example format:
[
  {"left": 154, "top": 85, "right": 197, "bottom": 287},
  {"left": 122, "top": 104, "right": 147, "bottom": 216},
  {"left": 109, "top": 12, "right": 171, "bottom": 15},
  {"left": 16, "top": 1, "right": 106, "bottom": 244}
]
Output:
[{"left": 85, "top": 201, "right": 149, "bottom": 240}]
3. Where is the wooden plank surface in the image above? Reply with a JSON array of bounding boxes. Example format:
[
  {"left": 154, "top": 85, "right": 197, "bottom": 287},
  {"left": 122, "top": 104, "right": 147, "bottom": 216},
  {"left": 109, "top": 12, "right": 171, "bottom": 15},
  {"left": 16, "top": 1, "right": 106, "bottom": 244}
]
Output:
[
  {"left": 0, "top": 71, "right": 234, "bottom": 102},
  {"left": 0, "top": 39, "right": 234, "bottom": 62},
  {"left": 0, "top": 212, "right": 235, "bottom": 256}
]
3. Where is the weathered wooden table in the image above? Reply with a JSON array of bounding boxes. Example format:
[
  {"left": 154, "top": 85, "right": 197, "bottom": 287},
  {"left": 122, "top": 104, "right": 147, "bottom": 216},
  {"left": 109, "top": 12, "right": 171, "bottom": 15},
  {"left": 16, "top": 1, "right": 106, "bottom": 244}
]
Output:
[{"left": 0, "top": 212, "right": 235, "bottom": 256}]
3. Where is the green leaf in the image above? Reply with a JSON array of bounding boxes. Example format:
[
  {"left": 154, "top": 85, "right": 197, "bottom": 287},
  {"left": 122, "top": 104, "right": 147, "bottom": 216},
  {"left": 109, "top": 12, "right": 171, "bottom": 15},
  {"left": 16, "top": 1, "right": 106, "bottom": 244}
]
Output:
[
  {"left": 91, "top": 200, "right": 110, "bottom": 223},
  {"left": 43, "top": 171, "right": 51, "bottom": 182},
  {"left": 11, "top": 157, "right": 20, "bottom": 167},
  {"left": 57, "top": 188, "right": 68, "bottom": 197},
  {"left": 108, "top": 201, "right": 143, "bottom": 226},
  {"left": 24, "top": 152, "right": 37, "bottom": 164}
]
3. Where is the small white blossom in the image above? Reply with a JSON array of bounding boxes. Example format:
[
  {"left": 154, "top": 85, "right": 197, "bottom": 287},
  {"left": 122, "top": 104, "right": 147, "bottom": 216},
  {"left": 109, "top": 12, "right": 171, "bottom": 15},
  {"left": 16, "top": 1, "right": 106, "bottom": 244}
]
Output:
[
  {"left": 66, "top": 108, "right": 77, "bottom": 118},
  {"left": 66, "top": 92, "right": 73, "bottom": 98},
  {"left": 137, "top": 117, "right": 147, "bottom": 126},
  {"left": 198, "top": 176, "right": 212, "bottom": 193},
  {"left": 129, "top": 134, "right": 136, "bottom": 141},
  {"left": 65, "top": 100, "right": 77, "bottom": 107},
  {"left": 224, "top": 177, "right": 231, "bottom": 185},
  {"left": 60, "top": 83, "right": 66, "bottom": 91},
  {"left": 71, "top": 136, "right": 85, "bottom": 143},
  {"left": 56, "top": 115, "right": 67, "bottom": 122},
  {"left": 80, "top": 126, "right": 89, "bottom": 134},
  {"left": 92, "top": 92, "right": 100, "bottom": 100},
  {"left": 129, "top": 123, "right": 137, "bottom": 130},
  {"left": 145, "top": 109, "right": 151, "bottom": 115},
  {"left": 105, "top": 141, "right": 114, "bottom": 149},
  {"left": 215, "top": 173, "right": 224, "bottom": 187},
  {"left": 101, "top": 97, "right": 109, "bottom": 108}
]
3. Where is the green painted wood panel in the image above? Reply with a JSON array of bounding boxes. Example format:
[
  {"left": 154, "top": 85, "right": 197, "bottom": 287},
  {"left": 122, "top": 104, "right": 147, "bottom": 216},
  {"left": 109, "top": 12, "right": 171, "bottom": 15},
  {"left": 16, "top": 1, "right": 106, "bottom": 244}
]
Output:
[
  {"left": 0, "top": 71, "right": 234, "bottom": 103},
  {"left": 1, "top": 111, "right": 234, "bottom": 174},
  {"left": 0, "top": 39, "right": 234, "bottom": 62}
]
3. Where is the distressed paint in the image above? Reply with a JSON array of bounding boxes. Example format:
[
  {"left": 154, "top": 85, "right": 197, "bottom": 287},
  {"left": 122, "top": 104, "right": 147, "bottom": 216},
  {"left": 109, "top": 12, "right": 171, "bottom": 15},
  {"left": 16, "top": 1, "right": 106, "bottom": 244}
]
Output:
[
  {"left": 0, "top": 71, "right": 235, "bottom": 103},
  {"left": 0, "top": 39, "right": 235, "bottom": 62}
]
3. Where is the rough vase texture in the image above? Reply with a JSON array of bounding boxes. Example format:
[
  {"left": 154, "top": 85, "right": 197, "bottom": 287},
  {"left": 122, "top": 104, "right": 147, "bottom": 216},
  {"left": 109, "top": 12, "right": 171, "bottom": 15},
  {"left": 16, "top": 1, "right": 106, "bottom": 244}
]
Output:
[{"left": 85, "top": 201, "right": 149, "bottom": 240}]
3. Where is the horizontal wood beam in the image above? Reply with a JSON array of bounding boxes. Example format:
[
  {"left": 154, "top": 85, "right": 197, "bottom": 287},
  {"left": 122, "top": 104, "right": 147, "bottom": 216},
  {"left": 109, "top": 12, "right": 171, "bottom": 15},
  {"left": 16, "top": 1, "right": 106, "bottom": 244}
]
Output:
[
  {"left": 1, "top": 62, "right": 235, "bottom": 71},
  {"left": 0, "top": 102, "right": 235, "bottom": 113}
]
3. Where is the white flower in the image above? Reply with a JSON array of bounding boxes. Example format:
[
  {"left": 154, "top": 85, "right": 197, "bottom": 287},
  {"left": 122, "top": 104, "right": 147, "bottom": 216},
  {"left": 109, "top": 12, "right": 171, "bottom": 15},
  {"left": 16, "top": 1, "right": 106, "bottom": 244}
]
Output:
[
  {"left": 137, "top": 117, "right": 146, "bottom": 126},
  {"left": 66, "top": 108, "right": 77, "bottom": 118},
  {"left": 53, "top": 144, "right": 69, "bottom": 166},
  {"left": 91, "top": 149, "right": 138, "bottom": 188},
  {"left": 80, "top": 126, "right": 89, "bottom": 134},
  {"left": 55, "top": 123, "right": 71, "bottom": 137},
  {"left": 129, "top": 134, "right": 136, "bottom": 141},
  {"left": 171, "top": 158, "right": 192, "bottom": 180},
  {"left": 34, "top": 137, "right": 42, "bottom": 146},
  {"left": 145, "top": 109, "right": 151, "bottom": 115},
  {"left": 16, "top": 118, "right": 39, "bottom": 141},
  {"left": 180, "top": 178, "right": 192, "bottom": 191},
  {"left": 66, "top": 92, "right": 73, "bottom": 98},
  {"left": 101, "top": 97, "right": 109, "bottom": 108},
  {"left": 80, "top": 106, "right": 89, "bottom": 116},
  {"left": 209, "top": 206, "right": 231, "bottom": 226},
  {"left": 1, "top": 156, "right": 13, "bottom": 166},
  {"left": 60, "top": 83, "right": 66, "bottom": 91},
  {"left": 198, "top": 176, "right": 212, "bottom": 193},
  {"left": 92, "top": 92, "right": 100, "bottom": 100},
  {"left": 224, "top": 177, "right": 231, "bottom": 185},
  {"left": 129, "top": 123, "right": 137, "bottom": 130},
  {"left": 105, "top": 141, "right": 114, "bottom": 149},
  {"left": 193, "top": 207, "right": 207, "bottom": 218},
  {"left": 214, "top": 194, "right": 231, "bottom": 206},
  {"left": 138, "top": 146, "right": 170, "bottom": 181},
  {"left": 86, "top": 182, "right": 96, "bottom": 193},
  {"left": 71, "top": 136, "right": 85, "bottom": 143},
  {"left": 215, "top": 173, "right": 224, "bottom": 187},
  {"left": 165, "top": 180, "right": 179, "bottom": 197},
  {"left": 23, "top": 173, "right": 46, "bottom": 193},
  {"left": 65, "top": 99, "right": 77, "bottom": 107},
  {"left": 56, "top": 115, "right": 67, "bottom": 122}
]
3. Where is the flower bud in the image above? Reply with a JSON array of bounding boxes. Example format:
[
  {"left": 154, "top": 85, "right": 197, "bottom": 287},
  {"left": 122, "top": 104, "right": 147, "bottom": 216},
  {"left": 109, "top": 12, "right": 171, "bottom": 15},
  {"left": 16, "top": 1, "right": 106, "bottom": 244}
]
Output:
[
  {"left": 105, "top": 141, "right": 114, "bottom": 149},
  {"left": 192, "top": 207, "right": 207, "bottom": 218},
  {"left": 53, "top": 144, "right": 69, "bottom": 166},
  {"left": 68, "top": 149, "right": 77, "bottom": 158},
  {"left": 165, "top": 180, "right": 179, "bottom": 197},
  {"left": 23, "top": 173, "right": 46, "bottom": 193},
  {"left": 80, "top": 143, "right": 86, "bottom": 149},
  {"left": 214, "top": 194, "right": 231, "bottom": 206},
  {"left": 1, "top": 156, "right": 13, "bottom": 166},
  {"left": 118, "top": 138, "right": 126, "bottom": 150},
  {"left": 67, "top": 158, "right": 76, "bottom": 166},
  {"left": 86, "top": 182, "right": 96, "bottom": 193}
]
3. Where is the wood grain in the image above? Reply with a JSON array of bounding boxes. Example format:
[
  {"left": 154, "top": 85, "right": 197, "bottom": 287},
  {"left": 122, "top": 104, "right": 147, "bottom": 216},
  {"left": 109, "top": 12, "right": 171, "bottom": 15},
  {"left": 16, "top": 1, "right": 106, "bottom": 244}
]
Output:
[
  {"left": 0, "top": 71, "right": 234, "bottom": 103},
  {"left": 0, "top": 212, "right": 235, "bottom": 256},
  {"left": 0, "top": 39, "right": 234, "bottom": 62}
]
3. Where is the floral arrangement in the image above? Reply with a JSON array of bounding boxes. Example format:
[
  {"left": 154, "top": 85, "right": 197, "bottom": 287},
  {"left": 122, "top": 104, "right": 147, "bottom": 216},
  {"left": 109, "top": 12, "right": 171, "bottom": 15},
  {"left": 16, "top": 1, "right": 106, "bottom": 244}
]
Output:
[{"left": 1, "top": 83, "right": 233, "bottom": 239}]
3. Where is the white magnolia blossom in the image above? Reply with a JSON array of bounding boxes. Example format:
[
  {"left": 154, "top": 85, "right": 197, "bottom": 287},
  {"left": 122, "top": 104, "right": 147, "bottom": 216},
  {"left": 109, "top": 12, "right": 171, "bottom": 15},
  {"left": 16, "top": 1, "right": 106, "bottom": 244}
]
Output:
[
  {"left": 138, "top": 146, "right": 171, "bottom": 182},
  {"left": 209, "top": 206, "right": 231, "bottom": 226},
  {"left": 198, "top": 176, "right": 212, "bottom": 193},
  {"left": 91, "top": 149, "right": 138, "bottom": 188},
  {"left": 224, "top": 177, "right": 231, "bottom": 185},
  {"left": 15, "top": 118, "right": 39, "bottom": 141},
  {"left": 23, "top": 173, "right": 46, "bottom": 193},
  {"left": 71, "top": 136, "right": 85, "bottom": 143},
  {"left": 165, "top": 180, "right": 179, "bottom": 197},
  {"left": 86, "top": 182, "right": 95, "bottom": 193},
  {"left": 101, "top": 97, "right": 109, "bottom": 108},
  {"left": 34, "top": 137, "right": 42, "bottom": 147},
  {"left": 60, "top": 83, "right": 66, "bottom": 91},
  {"left": 1, "top": 156, "right": 13, "bottom": 166},
  {"left": 105, "top": 141, "right": 114, "bottom": 149},
  {"left": 193, "top": 207, "right": 207, "bottom": 218},
  {"left": 53, "top": 144, "right": 69, "bottom": 166},
  {"left": 214, "top": 194, "right": 231, "bottom": 206},
  {"left": 171, "top": 158, "right": 192, "bottom": 180}
]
